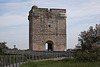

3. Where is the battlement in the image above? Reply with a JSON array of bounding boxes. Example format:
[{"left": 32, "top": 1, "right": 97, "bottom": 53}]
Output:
[
  {"left": 32, "top": 8, "right": 66, "bottom": 13},
  {"left": 28, "top": 5, "right": 66, "bottom": 19},
  {"left": 50, "top": 9, "right": 66, "bottom": 13}
]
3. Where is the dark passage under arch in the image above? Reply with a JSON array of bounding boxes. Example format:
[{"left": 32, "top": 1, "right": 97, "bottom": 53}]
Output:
[
  {"left": 48, "top": 43, "right": 53, "bottom": 51},
  {"left": 45, "top": 41, "right": 53, "bottom": 51}
]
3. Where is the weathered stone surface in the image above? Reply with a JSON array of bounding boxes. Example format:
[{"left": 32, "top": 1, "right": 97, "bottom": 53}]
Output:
[{"left": 28, "top": 5, "right": 67, "bottom": 51}]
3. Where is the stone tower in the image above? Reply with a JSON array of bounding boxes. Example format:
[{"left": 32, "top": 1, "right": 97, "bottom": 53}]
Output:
[{"left": 28, "top": 5, "right": 67, "bottom": 51}]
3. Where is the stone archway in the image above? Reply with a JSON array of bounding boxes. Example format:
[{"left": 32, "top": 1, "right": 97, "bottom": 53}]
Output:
[{"left": 45, "top": 40, "right": 53, "bottom": 51}]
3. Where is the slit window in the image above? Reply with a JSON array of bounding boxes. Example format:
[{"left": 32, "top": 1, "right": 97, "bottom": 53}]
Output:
[{"left": 49, "top": 25, "right": 51, "bottom": 27}]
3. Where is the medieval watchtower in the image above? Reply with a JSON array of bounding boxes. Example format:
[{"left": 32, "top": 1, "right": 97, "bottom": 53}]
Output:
[{"left": 28, "top": 5, "right": 67, "bottom": 51}]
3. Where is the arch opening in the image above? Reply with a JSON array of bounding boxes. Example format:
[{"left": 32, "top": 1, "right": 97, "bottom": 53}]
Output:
[{"left": 45, "top": 41, "right": 53, "bottom": 51}]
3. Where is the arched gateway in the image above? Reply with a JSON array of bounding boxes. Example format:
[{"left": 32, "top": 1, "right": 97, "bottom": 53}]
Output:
[
  {"left": 45, "top": 40, "right": 54, "bottom": 51},
  {"left": 28, "top": 5, "right": 67, "bottom": 51}
]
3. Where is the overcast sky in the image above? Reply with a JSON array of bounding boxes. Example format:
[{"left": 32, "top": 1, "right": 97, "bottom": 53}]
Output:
[{"left": 0, "top": 0, "right": 100, "bottom": 49}]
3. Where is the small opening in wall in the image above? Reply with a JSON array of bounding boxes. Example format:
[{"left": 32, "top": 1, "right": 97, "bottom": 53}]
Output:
[{"left": 49, "top": 25, "right": 51, "bottom": 27}]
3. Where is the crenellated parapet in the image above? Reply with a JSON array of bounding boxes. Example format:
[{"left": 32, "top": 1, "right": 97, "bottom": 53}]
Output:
[{"left": 28, "top": 5, "right": 67, "bottom": 20}]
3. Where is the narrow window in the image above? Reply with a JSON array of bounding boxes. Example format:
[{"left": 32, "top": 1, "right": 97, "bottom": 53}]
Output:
[{"left": 49, "top": 25, "right": 51, "bottom": 27}]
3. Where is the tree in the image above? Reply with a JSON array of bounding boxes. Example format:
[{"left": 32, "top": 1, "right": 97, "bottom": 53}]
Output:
[
  {"left": 78, "top": 24, "right": 100, "bottom": 51},
  {"left": 12, "top": 48, "right": 18, "bottom": 50},
  {"left": 76, "top": 24, "right": 100, "bottom": 61},
  {"left": 0, "top": 42, "right": 8, "bottom": 54}
]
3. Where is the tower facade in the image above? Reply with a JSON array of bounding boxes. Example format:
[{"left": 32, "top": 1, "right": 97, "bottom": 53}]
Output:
[{"left": 28, "top": 5, "right": 67, "bottom": 51}]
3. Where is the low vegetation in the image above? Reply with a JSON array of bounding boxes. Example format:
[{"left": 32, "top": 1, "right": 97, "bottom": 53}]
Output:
[
  {"left": 20, "top": 58, "right": 100, "bottom": 67},
  {"left": 0, "top": 42, "right": 8, "bottom": 54}
]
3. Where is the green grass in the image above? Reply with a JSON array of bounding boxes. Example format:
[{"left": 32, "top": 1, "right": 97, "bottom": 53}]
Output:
[{"left": 19, "top": 58, "right": 100, "bottom": 67}]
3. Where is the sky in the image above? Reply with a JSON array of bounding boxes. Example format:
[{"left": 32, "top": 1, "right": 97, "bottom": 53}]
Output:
[{"left": 0, "top": 0, "right": 100, "bottom": 50}]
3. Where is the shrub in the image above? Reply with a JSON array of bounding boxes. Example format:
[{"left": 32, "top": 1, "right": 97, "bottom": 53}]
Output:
[{"left": 76, "top": 50, "right": 100, "bottom": 62}]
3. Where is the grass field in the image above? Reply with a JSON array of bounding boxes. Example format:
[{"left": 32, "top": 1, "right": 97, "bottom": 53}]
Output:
[{"left": 19, "top": 58, "right": 100, "bottom": 67}]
